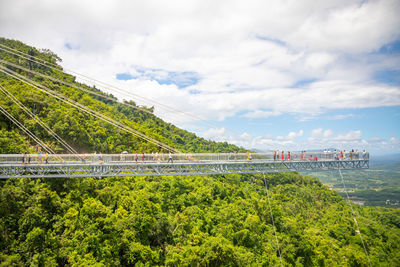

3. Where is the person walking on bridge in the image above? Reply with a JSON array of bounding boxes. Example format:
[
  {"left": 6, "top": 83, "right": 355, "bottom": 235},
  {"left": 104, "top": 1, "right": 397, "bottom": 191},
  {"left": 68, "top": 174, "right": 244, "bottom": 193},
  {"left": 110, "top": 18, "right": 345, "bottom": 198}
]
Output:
[
  {"left": 281, "top": 151, "right": 284, "bottom": 161},
  {"left": 168, "top": 152, "right": 173, "bottom": 163},
  {"left": 37, "top": 151, "right": 42, "bottom": 164},
  {"left": 81, "top": 155, "right": 86, "bottom": 164},
  {"left": 273, "top": 150, "right": 276, "bottom": 161},
  {"left": 247, "top": 152, "right": 252, "bottom": 161},
  {"left": 99, "top": 153, "right": 103, "bottom": 165}
]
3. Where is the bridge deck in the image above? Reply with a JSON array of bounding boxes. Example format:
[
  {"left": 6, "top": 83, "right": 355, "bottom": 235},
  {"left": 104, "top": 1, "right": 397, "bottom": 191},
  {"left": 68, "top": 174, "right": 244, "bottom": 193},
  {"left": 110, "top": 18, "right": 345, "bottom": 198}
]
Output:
[{"left": 0, "top": 152, "right": 369, "bottom": 178}]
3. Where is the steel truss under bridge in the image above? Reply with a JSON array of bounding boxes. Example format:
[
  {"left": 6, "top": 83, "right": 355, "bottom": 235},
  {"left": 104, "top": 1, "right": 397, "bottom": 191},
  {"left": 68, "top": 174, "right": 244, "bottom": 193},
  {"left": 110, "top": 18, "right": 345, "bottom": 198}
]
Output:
[{"left": 0, "top": 159, "right": 369, "bottom": 179}]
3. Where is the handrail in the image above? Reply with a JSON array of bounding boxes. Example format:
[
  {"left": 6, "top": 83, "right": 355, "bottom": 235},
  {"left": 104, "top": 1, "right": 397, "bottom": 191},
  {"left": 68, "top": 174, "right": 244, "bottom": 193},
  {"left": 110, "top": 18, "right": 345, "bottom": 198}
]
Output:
[{"left": 0, "top": 151, "right": 369, "bottom": 165}]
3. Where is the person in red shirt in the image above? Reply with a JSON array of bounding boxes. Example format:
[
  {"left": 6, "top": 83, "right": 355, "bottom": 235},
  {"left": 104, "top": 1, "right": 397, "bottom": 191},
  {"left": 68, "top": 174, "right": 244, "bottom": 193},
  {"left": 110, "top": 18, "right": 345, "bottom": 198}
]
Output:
[
  {"left": 281, "top": 151, "right": 284, "bottom": 161},
  {"left": 288, "top": 151, "right": 291, "bottom": 161}
]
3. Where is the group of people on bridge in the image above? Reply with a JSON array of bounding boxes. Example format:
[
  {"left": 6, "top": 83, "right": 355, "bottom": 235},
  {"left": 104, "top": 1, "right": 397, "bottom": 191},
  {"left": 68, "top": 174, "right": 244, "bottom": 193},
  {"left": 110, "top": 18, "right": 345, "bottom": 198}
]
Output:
[
  {"left": 13, "top": 149, "right": 368, "bottom": 165},
  {"left": 22, "top": 152, "right": 48, "bottom": 165},
  {"left": 119, "top": 152, "right": 174, "bottom": 164},
  {"left": 272, "top": 149, "right": 368, "bottom": 162}
]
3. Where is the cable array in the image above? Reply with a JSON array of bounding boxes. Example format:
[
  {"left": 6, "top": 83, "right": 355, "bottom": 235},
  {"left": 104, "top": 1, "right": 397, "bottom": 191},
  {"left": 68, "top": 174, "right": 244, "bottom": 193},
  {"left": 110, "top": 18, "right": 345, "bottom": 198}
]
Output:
[
  {"left": 0, "top": 66, "right": 180, "bottom": 153},
  {"left": 0, "top": 84, "right": 78, "bottom": 155},
  {"left": 0, "top": 58, "right": 158, "bottom": 117},
  {"left": 338, "top": 169, "right": 372, "bottom": 267},
  {"left": 0, "top": 104, "right": 55, "bottom": 154},
  {"left": 0, "top": 43, "right": 227, "bottom": 131},
  {"left": 262, "top": 173, "right": 283, "bottom": 266}
]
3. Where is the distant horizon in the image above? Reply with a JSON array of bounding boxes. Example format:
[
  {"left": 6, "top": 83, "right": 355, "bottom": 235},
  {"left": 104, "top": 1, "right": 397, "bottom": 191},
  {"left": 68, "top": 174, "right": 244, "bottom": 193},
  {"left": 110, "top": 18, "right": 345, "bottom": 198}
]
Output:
[{"left": 251, "top": 147, "right": 400, "bottom": 157}]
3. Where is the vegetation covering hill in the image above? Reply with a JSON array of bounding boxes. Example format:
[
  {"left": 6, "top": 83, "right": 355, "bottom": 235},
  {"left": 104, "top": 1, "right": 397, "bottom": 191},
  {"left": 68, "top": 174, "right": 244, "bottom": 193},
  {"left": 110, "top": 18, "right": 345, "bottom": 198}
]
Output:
[
  {"left": 1, "top": 173, "right": 400, "bottom": 266},
  {"left": 1, "top": 38, "right": 400, "bottom": 266},
  {"left": 0, "top": 37, "right": 242, "bottom": 154}
]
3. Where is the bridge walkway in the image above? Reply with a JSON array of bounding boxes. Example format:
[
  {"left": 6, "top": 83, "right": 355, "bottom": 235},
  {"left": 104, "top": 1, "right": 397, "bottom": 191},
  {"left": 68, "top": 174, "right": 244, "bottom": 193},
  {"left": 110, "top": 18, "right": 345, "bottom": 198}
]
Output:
[{"left": 0, "top": 152, "right": 369, "bottom": 178}]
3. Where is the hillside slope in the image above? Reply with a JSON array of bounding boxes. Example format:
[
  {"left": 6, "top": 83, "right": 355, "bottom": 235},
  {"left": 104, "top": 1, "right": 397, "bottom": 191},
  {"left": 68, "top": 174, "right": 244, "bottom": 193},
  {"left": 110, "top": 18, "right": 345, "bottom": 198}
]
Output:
[
  {"left": 0, "top": 37, "right": 242, "bottom": 154},
  {"left": 1, "top": 38, "right": 400, "bottom": 266}
]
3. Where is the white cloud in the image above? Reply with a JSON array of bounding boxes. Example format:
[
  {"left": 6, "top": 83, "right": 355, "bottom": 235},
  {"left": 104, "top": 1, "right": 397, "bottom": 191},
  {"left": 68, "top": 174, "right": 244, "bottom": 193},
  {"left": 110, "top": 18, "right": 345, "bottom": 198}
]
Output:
[
  {"left": 323, "top": 129, "right": 333, "bottom": 138},
  {"left": 201, "top": 127, "right": 226, "bottom": 142},
  {"left": 241, "top": 110, "right": 281, "bottom": 119},
  {"left": 285, "top": 0, "right": 400, "bottom": 53},
  {"left": 304, "top": 52, "right": 336, "bottom": 70},
  {"left": 307, "top": 128, "right": 384, "bottom": 152},
  {"left": 368, "top": 137, "right": 383, "bottom": 143},
  {"left": 311, "top": 128, "right": 333, "bottom": 138},
  {"left": 240, "top": 132, "right": 252, "bottom": 139},
  {"left": 311, "top": 128, "right": 323, "bottom": 137},
  {"left": 287, "top": 130, "right": 304, "bottom": 140},
  {"left": 329, "top": 114, "right": 355, "bottom": 120},
  {"left": 334, "top": 130, "right": 362, "bottom": 142},
  {"left": 1, "top": 0, "right": 398, "bottom": 123},
  {"left": 205, "top": 129, "right": 305, "bottom": 151},
  {"left": 390, "top": 137, "right": 400, "bottom": 145},
  {"left": 0, "top": 0, "right": 399, "bottom": 152}
]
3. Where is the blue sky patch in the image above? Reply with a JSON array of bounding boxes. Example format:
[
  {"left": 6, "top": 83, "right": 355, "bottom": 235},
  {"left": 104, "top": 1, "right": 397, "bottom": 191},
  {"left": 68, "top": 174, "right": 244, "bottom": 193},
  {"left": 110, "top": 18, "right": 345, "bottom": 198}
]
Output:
[
  {"left": 64, "top": 42, "right": 79, "bottom": 50},
  {"left": 255, "top": 35, "right": 286, "bottom": 46},
  {"left": 116, "top": 67, "right": 199, "bottom": 88},
  {"left": 116, "top": 73, "right": 136, "bottom": 80},
  {"left": 374, "top": 69, "right": 400, "bottom": 85},
  {"left": 291, "top": 79, "right": 317, "bottom": 88},
  {"left": 379, "top": 39, "right": 400, "bottom": 54}
]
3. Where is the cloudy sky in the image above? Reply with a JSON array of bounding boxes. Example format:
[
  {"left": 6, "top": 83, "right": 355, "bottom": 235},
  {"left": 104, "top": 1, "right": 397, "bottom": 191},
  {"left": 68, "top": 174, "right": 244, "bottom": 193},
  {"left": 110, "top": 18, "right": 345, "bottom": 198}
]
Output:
[{"left": 1, "top": 0, "right": 400, "bottom": 154}]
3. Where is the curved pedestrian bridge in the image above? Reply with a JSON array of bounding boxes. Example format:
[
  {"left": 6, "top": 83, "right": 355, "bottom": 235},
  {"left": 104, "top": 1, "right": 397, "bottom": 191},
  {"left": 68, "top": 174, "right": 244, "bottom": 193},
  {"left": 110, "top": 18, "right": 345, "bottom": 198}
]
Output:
[{"left": 0, "top": 152, "right": 369, "bottom": 178}]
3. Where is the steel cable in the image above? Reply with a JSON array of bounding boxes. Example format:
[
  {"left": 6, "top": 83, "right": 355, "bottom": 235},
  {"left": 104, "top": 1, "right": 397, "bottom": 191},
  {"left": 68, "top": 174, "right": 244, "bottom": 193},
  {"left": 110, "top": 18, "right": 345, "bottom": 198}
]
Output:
[
  {"left": 0, "top": 84, "right": 78, "bottom": 155},
  {"left": 0, "top": 66, "right": 180, "bottom": 153},
  {"left": 0, "top": 43, "right": 243, "bottom": 136},
  {"left": 0, "top": 104, "right": 55, "bottom": 154},
  {"left": 338, "top": 168, "right": 372, "bottom": 267}
]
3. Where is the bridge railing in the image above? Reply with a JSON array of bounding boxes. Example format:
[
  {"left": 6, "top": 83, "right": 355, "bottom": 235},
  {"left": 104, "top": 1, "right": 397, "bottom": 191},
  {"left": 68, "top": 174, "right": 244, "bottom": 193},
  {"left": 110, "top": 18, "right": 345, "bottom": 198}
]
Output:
[{"left": 0, "top": 151, "right": 369, "bottom": 165}]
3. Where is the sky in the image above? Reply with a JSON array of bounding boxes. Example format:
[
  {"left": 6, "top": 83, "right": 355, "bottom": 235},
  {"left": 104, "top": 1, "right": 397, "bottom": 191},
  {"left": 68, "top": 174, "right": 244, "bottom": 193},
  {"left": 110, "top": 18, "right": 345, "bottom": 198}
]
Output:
[{"left": 0, "top": 0, "right": 399, "bottom": 155}]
